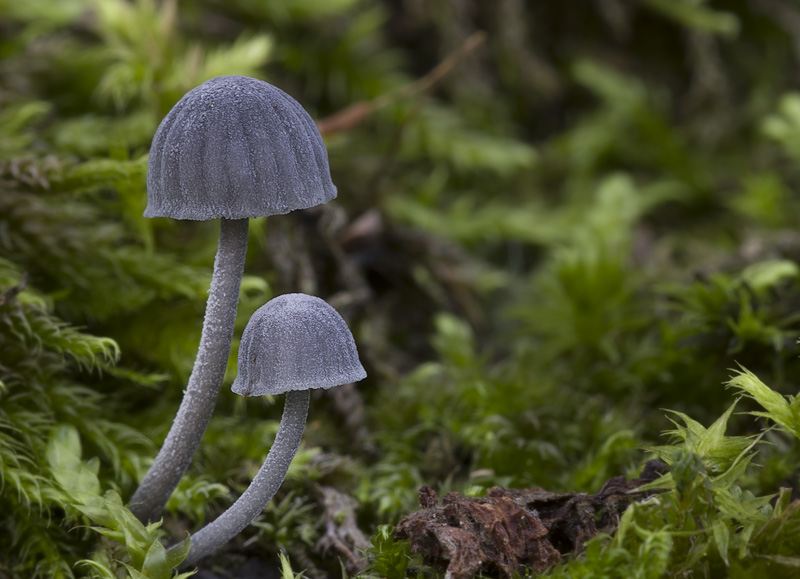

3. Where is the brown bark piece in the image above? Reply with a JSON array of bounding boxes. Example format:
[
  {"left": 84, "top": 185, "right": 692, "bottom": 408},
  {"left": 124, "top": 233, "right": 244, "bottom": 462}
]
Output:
[
  {"left": 395, "top": 486, "right": 561, "bottom": 578},
  {"left": 394, "top": 460, "right": 666, "bottom": 578}
]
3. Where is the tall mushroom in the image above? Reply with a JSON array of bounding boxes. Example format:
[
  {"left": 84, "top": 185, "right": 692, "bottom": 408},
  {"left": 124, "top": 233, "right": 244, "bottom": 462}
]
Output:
[
  {"left": 172, "top": 293, "right": 367, "bottom": 566},
  {"left": 130, "top": 76, "right": 337, "bottom": 524}
]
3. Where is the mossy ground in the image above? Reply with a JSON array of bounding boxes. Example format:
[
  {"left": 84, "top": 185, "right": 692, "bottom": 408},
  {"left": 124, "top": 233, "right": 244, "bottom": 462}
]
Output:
[{"left": 2, "top": 1, "right": 800, "bottom": 577}]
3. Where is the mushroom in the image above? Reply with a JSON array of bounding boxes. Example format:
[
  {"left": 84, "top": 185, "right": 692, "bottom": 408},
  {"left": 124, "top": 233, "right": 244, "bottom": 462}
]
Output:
[
  {"left": 172, "top": 293, "right": 366, "bottom": 566},
  {"left": 130, "top": 76, "right": 337, "bottom": 524}
]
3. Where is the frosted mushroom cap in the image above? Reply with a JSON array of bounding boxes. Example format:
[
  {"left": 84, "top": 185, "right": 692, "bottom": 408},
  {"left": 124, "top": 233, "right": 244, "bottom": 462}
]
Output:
[
  {"left": 232, "top": 294, "right": 366, "bottom": 396},
  {"left": 145, "top": 75, "right": 337, "bottom": 220}
]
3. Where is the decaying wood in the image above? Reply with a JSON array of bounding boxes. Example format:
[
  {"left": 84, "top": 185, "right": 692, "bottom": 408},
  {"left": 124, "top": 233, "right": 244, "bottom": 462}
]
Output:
[{"left": 394, "top": 460, "right": 667, "bottom": 578}]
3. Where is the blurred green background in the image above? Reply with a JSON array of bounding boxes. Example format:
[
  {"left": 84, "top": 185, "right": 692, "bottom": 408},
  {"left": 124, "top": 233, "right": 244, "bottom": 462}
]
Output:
[{"left": 3, "top": 0, "right": 800, "bottom": 577}]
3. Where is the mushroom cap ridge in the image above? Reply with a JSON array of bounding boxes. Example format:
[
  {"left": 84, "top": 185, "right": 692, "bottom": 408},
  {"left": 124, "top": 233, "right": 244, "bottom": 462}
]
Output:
[
  {"left": 232, "top": 294, "right": 366, "bottom": 396},
  {"left": 146, "top": 75, "right": 337, "bottom": 220}
]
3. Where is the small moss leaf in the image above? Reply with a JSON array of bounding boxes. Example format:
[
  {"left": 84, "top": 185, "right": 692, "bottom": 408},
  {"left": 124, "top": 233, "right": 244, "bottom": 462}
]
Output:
[
  {"left": 77, "top": 560, "right": 117, "bottom": 579},
  {"left": 141, "top": 538, "right": 169, "bottom": 578},
  {"left": 728, "top": 367, "right": 800, "bottom": 440},
  {"left": 165, "top": 533, "right": 192, "bottom": 569},
  {"left": 72, "top": 504, "right": 119, "bottom": 530},
  {"left": 713, "top": 521, "right": 730, "bottom": 566},
  {"left": 279, "top": 551, "right": 305, "bottom": 579},
  {"left": 120, "top": 562, "right": 149, "bottom": 579},
  {"left": 46, "top": 424, "right": 101, "bottom": 495}
]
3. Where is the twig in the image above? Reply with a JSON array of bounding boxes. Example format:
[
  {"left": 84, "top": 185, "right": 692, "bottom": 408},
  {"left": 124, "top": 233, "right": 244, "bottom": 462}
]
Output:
[
  {"left": 316, "top": 31, "right": 487, "bottom": 136},
  {"left": 313, "top": 484, "right": 370, "bottom": 574}
]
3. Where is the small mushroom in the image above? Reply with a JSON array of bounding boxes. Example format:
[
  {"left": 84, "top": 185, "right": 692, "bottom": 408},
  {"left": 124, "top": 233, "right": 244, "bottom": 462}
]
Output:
[
  {"left": 130, "top": 76, "right": 337, "bottom": 524},
  {"left": 172, "top": 293, "right": 366, "bottom": 566}
]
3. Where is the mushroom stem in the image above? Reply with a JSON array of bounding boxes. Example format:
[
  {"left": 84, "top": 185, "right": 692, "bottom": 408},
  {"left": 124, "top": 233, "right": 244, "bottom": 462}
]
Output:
[
  {"left": 130, "top": 217, "right": 249, "bottom": 524},
  {"left": 174, "top": 389, "right": 310, "bottom": 567}
]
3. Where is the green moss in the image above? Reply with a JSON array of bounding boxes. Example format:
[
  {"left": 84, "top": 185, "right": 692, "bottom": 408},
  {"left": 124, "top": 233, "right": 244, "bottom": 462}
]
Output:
[{"left": 4, "top": 0, "right": 800, "bottom": 577}]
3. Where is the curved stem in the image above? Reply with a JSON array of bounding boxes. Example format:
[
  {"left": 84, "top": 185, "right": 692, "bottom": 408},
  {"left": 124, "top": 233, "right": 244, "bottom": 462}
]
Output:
[
  {"left": 174, "top": 389, "right": 310, "bottom": 567},
  {"left": 130, "top": 218, "right": 249, "bottom": 524}
]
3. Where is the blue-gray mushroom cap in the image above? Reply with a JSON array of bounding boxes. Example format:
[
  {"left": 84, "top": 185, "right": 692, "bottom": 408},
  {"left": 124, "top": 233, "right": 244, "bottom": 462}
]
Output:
[
  {"left": 146, "top": 75, "right": 337, "bottom": 220},
  {"left": 232, "top": 294, "right": 366, "bottom": 396}
]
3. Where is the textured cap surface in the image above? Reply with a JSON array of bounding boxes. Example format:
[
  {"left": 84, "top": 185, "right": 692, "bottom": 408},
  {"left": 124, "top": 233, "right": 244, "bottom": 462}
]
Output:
[
  {"left": 232, "top": 293, "right": 366, "bottom": 396},
  {"left": 146, "top": 75, "right": 337, "bottom": 220}
]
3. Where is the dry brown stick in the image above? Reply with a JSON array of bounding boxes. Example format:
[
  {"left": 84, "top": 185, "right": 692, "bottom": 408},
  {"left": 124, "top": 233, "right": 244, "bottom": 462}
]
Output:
[
  {"left": 316, "top": 31, "right": 487, "bottom": 136},
  {"left": 313, "top": 484, "right": 370, "bottom": 574}
]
